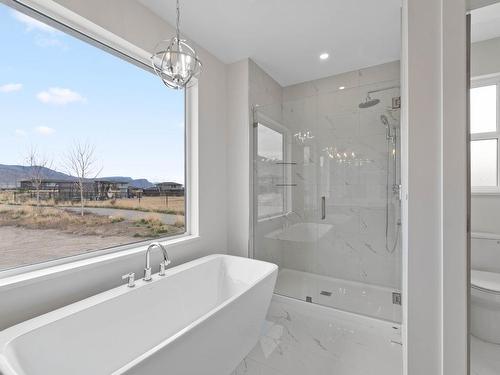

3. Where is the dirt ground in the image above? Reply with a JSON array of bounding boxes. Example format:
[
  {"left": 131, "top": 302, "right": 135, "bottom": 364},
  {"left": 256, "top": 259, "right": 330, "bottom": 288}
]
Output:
[
  {"left": 0, "top": 204, "right": 184, "bottom": 271},
  {"left": 0, "top": 226, "right": 138, "bottom": 270}
]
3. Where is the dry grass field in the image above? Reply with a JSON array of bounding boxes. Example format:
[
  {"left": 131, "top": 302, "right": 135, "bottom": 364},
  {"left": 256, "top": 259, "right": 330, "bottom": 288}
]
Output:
[
  {"left": 0, "top": 192, "right": 186, "bottom": 270},
  {"left": 85, "top": 196, "right": 185, "bottom": 215},
  {"left": 0, "top": 205, "right": 184, "bottom": 238},
  {"left": 0, "top": 191, "right": 185, "bottom": 215},
  {"left": 0, "top": 191, "right": 13, "bottom": 203}
]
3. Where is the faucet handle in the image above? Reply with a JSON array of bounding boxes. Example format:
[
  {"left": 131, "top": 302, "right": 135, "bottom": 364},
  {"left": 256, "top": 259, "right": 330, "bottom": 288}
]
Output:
[
  {"left": 122, "top": 272, "right": 135, "bottom": 288},
  {"left": 143, "top": 267, "right": 152, "bottom": 281},
  {"left": 159, "top": 259, "right": 172, "bottom": 276}
]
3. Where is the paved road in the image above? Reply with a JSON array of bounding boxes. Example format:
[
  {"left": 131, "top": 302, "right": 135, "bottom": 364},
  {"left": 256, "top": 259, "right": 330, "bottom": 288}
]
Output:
[{"left": 63, "top": 206, "right": 178, "bottom": 224}]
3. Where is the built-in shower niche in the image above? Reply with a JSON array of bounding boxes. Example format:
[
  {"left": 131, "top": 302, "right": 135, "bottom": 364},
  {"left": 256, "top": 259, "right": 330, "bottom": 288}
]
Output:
[{"left": 252, "top": 61, "right": 402, "bottom": 322}]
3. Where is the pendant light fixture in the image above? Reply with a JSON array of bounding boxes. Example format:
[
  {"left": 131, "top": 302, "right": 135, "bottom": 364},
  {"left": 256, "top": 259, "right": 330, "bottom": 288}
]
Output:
[{"left": 151, "top": 0, "right": 202, "bottom": 90}]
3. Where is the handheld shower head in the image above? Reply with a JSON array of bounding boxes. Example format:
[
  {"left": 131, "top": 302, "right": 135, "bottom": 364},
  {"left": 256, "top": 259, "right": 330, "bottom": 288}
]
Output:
[
  {"left": 380, "top": 114, "right": 390, "bottom": 127},
  {"left": 381, "top": 114, "right": 396, "bottom": 144}
]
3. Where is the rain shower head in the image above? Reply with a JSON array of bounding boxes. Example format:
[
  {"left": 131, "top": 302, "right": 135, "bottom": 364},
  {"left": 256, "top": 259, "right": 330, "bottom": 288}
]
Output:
[{"left": 358, "top": 95, "right": 380, "bottom": 109}]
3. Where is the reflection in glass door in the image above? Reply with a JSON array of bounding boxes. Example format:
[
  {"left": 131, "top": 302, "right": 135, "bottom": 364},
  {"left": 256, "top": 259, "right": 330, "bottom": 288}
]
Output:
[{"left": 469, "top": 4, "right": 500, "bottom": 373}]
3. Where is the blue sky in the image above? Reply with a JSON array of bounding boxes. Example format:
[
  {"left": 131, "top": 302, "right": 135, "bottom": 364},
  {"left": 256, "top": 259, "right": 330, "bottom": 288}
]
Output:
[{"left": 0, "top": 4, "right": 185, "bottom": 183}]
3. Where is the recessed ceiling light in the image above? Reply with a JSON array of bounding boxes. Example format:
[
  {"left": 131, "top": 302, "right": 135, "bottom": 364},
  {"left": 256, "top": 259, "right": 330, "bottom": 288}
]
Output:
[
  {"left": 319, "top": 53, "right": 329, "bottom": 60},
  {"left": 339, "top": 86, "right": 345, "bottom": 90}
]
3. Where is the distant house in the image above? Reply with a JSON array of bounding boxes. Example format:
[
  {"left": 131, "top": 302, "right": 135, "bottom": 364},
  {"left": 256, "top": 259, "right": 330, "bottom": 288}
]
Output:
[
  {"left": 142, "top": 186, "right": 160, "bottom": 196},
  {"left": 95, "top": 179, "right": 129, "bottom": 199},
  {"left": 157, "top": 182, "right": 184, "bottom": 194},
  {"left": 143, "top": 182, "right": 184, "bottom": 197},
  {"left": 19, "top": 178, "right": 129, "bottom": 201},
  {"left": 127, "top": 186, "right": 143, "bottom": 198},
  {"left": 21, "top": 179, "right": 85, "bottom": 201}
]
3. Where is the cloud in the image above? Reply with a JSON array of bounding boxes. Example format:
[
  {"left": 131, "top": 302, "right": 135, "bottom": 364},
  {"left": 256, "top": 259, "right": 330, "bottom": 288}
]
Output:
[
  {"left": 11, "top": 11, "right": 65, "bottom": 48},
  {"left": 36, "top": 87, "right": 86, "bottom": 105},
  {"left": 34, "top": 35, "right": 64, "bottom": 48},
  {"left": 0, "top": 83, "right": 23, "bottom": 93},
  {"left": 15, "top": 129, "right": 27, "bottom": 137},
  {"left": 11, "top": 10, "right": 56, "bottom": 33},
  {"left": 35, "top": 126, "right": 55, "bottom": 136}
]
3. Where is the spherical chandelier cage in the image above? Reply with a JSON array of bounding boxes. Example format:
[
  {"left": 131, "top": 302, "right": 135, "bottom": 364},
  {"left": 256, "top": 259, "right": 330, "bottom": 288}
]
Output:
[{"left": 152, "top": 37, "right": 202, "bottom": 90}]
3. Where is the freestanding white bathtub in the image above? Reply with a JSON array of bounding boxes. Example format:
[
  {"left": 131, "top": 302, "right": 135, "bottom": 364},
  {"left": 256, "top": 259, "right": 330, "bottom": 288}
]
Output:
[{"left": 0, "top": 254, "right": 278, "bottom": 375}]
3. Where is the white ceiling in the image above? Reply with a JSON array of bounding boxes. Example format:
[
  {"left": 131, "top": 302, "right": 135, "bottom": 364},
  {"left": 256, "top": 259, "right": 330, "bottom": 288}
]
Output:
[
  {"left": 471, "top": 2, "right": 500, "bottom": 43},
  {"left": 138, "top": 0, "right": 401, "bottom": 86}
]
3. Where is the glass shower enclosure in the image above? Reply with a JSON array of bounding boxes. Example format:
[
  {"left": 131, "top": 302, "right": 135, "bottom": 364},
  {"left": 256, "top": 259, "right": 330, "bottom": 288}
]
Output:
[{"left": 252, "top": 73, "right": 402, "bottom": 322}]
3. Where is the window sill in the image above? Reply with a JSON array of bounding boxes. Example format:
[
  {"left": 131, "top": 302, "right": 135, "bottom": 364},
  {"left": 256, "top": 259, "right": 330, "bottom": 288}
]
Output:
[
  {"left": 0, "top": 233, "right": 200, "bottom": 289},
  {"left": 471, "top": 190, "right": 500, "bottom": 196}
]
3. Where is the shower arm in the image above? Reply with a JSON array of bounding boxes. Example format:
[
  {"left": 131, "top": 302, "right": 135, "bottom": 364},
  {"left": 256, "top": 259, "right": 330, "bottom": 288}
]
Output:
[{"left": 366, "top": 85, "right": 400, "bottom": 96}]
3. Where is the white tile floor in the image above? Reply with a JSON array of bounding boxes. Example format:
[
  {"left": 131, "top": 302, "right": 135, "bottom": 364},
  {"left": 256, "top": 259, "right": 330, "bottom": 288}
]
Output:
[
  {"left": 471, "top": 336, "right": 500, "bottom": 375},
  {"left": 232, "top": 295, "right": 402, "bottom": 375}
]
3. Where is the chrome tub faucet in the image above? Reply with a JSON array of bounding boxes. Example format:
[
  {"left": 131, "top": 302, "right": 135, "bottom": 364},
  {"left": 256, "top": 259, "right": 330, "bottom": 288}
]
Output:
[{"left": 144, "top": 242, "right": 171, "bottom": 281}]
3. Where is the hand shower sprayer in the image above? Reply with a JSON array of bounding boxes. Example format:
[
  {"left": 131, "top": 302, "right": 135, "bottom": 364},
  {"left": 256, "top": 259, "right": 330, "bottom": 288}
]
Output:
[{"left": 358, "top": 88, "right": 401, "bottom": 254}]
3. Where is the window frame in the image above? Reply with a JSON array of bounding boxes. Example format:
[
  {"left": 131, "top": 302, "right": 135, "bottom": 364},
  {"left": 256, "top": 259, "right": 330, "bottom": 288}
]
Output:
[
  {"left": 471, "top": 75, "right": 500, "bottom": 194},
  {"left": 254, "top": 113, "right": 291, "bottom": 221},
  {"left": 0, "top": 0, "right": 195, "bottom": 278}
]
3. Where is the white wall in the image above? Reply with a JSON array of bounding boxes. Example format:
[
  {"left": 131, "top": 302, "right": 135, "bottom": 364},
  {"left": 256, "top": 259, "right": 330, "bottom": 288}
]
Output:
[
  {"left": 249, "top": 59, "right": 283, "bottom": 110},
  {"left": 0, "top": 0, "right": 228, "bottom": 330},
  {"left": 471, "top": 36, "right": 500, "bottom": 77},
  {"left": 226, "top": 59, "right": 250, "bottom": 257},
  {"left": 469, "top": 0, "right": 500, "bottom": 11},
  {"left": 471, "top": 195, "right": 500, "bottom": 233},
  {"left": 441, "top": 1, "right": 468, "bottom": 374},
  {"left": 402, "top": 0, "right": 468, "bottom": 374}
]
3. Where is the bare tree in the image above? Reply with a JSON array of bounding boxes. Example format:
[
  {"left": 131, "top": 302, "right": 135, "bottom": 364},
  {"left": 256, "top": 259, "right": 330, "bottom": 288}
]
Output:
[
  {"left": 64, "top": 141, "right": 102, "bottom": 216},
  {"left": 25, "top": 147, "right": 52, "bottom": 208}
]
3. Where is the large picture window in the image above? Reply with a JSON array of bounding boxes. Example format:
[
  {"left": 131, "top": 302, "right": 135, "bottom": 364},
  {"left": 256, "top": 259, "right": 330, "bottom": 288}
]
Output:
[
  {"left": 471, "top": 77, "right": 500, "bottom": 193},
  {"left": 0, "top": 3, "right": 186, "bottom": 271}
]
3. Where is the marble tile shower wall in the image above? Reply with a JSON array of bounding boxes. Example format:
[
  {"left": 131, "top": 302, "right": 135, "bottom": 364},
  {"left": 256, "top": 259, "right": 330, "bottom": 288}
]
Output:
[
  {"left": 288, "top": 61, "right": 400, "bottom": 289},
  {"left": 255, "top": 61, "right": 401, "bottom": 289}
]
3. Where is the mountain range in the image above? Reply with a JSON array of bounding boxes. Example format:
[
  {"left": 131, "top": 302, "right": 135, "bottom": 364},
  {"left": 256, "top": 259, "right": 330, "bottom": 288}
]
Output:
[{"left": 0, "top": 164, "right": 156, "bottom": 189}]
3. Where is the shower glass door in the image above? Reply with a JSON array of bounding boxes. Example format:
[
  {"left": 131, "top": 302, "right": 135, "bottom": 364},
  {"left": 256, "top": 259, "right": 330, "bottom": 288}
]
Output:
[
  {"left": 253, "top": 97, "right": 319, "bottom": 287},
  {"left": 252, "top": 69, "right": 402, "bottom": 322}
]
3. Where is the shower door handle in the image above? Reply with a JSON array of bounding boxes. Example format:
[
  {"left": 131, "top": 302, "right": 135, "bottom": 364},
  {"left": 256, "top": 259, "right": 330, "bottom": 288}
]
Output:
[{"left": 321, "top": 196, "right": 326, "bottom": 220}]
